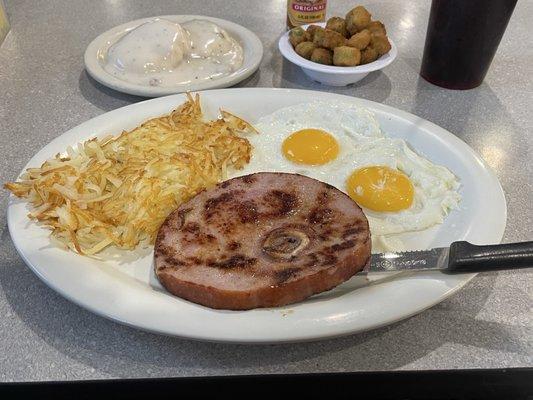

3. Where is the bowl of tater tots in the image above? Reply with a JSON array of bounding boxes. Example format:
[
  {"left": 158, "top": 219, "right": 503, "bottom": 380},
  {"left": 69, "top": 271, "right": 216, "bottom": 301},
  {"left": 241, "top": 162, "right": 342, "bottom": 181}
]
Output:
[{"left": 279, "top": 5, "right": 397, "bottom": 86}]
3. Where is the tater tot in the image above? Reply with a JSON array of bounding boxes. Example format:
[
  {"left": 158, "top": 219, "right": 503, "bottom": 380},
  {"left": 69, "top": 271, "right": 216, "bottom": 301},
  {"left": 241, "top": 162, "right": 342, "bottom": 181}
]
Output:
[
  {"left": 289, "top": 27, "right": 310, "bottom": 48},
  {"left": 370, "top": 33, "right": 391, "bottom": 56},
  {"left": 345, "top": 6, "right": 371, "bottom": 35},
  {"left": 367, "top": 20, "right": 386, "bottom": 36},
  {"left": 326, "top": 17, "right": 348, "bottom": 38},
  {"left": 310, "top": 48, "right": 333, "bottom": 65},
  {"left": 313, "top": 28, "right": 346, "bottom": 50},
  {"left": 346, "top": 29, "right": 371, "bottom": 50},
  {"left": 333, "top": 46, "right": 361, "bottom": 66},
  {"left": 360, "top": 46, "right": 379, "bottom": 64},
  {"left": 306, "top": 25, "right": 322, "bottom": 41},
  {"left": 295, "top": 41, "right": 317, "bottom": 59}
]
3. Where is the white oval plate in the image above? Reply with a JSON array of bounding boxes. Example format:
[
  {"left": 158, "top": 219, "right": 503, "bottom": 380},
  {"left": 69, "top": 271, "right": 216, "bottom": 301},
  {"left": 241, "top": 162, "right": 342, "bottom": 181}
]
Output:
[
  {"left": 84, "top": 16, "right": 263, "bottom": 97},
  {"left": 7, "top": 89, "right": 506, "bottom": 343}
]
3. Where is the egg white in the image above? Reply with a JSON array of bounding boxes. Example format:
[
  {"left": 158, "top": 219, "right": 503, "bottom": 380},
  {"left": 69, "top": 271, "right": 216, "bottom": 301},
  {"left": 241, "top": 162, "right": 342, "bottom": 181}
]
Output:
[{"left": 229, "top": 102, "right": 461, "bottom": 252}]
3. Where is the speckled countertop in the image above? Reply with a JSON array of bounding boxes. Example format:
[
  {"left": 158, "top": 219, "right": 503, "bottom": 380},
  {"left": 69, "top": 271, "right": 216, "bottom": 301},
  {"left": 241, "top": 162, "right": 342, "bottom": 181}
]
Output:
[{"left": 0, "top": 0, "right": 531, "bottom": 382}]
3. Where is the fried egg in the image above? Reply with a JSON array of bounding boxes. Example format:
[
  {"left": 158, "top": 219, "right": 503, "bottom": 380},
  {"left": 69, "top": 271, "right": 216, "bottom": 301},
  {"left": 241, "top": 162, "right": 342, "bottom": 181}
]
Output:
[
  {"left": 230, "top": 102, "right": 461, "bottom": 252},
  {"left": 282, "top": 129, "right": 339, "bottom": 165},
  {"left": 346, "top": 166, "right": 414, "bottom": 212}
]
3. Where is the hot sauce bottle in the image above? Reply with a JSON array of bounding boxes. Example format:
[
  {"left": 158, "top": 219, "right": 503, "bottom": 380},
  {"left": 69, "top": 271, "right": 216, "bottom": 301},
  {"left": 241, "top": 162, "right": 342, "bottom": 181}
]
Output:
[{"left": 287, "top": 0, "right": 328, "bottom": 29}]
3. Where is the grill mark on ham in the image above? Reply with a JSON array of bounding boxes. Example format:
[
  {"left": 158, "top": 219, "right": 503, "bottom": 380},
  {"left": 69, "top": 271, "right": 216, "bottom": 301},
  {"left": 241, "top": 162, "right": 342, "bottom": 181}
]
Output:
[
  {"left": 206, "top": 254, "right": 257, "bottom": 269},
  {"left": 204, "top": 192, "right": 235, "bottom": 220},
  {"left": 317, "top": 190, "right": 330, "bottom": 204},
  {"left": 304, "top": 253, "right": 319, "bottom": 267},
  {"left": 262, "top": 190, "right": 298, "bottom": 217},
  {"left": 182, "top": 222, "right": 200, "bottom": 233},
  {"left": 319, "top": 252, "right": 338, "bottom": 266},
  {"left": 226, "top": 241, "right": 241, "bottom": 251},
  {"left": 342, "top": 226, "right": 364, "bottom": 239},
  {"left": 331, "top": 240, "right": 357, "bottom": 251},
  {"left": 274, "top": 267, "right": 302, "bottom": 285},
  {"left": 242, "top": 175, "right": 256, "bottom": 184},
  {"left": 155, "top": 245, "right": 187, "bottom": 268},
  {"left": 154, "top": 172, "right": 371, "bottom": 310},
  {"left": 236, "top": 200, "right": 259, "bottom": 223},
  {"left": 309, "top": 207, "right": 334, "bottom": 224},
  {"left": 176, "top": 208, "right": 192, "bottom": 229}
]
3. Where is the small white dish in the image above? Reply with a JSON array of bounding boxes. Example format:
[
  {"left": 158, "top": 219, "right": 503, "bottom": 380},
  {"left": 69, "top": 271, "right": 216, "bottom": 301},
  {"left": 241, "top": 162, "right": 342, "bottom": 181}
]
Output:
[
  {"left": 84, "top": 15, "right": 263, "bottom": 97},
  {"left": 278, "top": 23, "right": 397, "bottom": 86},
  {"left": 7, "top": 88, "right": 506, "bottom": 343}
]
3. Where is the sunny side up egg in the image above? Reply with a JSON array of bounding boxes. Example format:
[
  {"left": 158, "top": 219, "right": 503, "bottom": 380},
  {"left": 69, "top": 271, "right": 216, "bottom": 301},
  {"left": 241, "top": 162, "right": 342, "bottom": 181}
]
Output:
[
  {"left": 346, "top": 166, "right": 414, "bottom": 212},
  {"left": 282, "top": 129, "right": 340, "bottom": 165},
  {"left": 229, "top": 102, "right": 461, "bottom": 252}
]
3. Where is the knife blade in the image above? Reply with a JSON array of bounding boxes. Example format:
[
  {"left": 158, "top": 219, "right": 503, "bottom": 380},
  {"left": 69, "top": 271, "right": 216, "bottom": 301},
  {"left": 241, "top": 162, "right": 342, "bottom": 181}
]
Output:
[
  {"left": 370, "top": 247, "right": 449, "bottom": 273},
  {"left": 369, "top": 241, "right": 533, "bottom": 274}
]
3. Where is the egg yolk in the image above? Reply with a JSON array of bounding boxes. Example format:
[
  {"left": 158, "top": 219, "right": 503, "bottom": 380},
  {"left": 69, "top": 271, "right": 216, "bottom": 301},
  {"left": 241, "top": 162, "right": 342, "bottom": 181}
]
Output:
[
  {"left": 346, "top": 166, "right": 414, "bottom": 212},
  {"left": 282, "top": 129, "right": 339, "bottom": 165}
]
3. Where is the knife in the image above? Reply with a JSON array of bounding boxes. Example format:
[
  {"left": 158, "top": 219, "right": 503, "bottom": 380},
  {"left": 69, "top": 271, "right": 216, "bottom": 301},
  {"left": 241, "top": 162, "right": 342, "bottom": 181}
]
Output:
[{"left": 369, "top": 241, "right": 533, "bottom": 273}]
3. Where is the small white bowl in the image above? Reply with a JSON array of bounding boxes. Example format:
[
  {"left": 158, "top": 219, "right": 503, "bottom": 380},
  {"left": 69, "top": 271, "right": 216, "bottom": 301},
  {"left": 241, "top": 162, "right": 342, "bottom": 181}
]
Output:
[{"left": 278, "top": 23, "right": 397, "bottom": 86}]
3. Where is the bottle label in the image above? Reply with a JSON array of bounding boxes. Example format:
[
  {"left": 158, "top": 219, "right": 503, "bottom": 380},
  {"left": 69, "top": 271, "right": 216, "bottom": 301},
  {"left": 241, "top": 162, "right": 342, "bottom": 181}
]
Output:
[{"left": 287, "top": 0, "right": 327, "bottom": 28}]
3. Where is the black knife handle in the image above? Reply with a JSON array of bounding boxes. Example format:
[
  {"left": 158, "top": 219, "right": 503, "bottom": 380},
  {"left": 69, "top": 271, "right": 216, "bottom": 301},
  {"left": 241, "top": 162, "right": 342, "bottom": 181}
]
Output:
[{"left": 447, "top": 241, "right": 533, "bottom": 273}]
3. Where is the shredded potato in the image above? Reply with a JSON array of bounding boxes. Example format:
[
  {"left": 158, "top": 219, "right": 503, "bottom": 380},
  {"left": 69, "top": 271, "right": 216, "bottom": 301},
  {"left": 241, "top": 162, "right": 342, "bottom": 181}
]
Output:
[{"left": 5, "top": 94, "right": 256, "bottom": 255}]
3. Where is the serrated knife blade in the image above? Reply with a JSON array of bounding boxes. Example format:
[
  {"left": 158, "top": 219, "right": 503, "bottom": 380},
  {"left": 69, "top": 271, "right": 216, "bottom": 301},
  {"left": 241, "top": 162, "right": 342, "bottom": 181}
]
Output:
[
  {"left": 369, "top": 247, "right": 450, "bottom": 273},
  {"left": 367, "top": 241, "right": 533, "bottom": 274}
]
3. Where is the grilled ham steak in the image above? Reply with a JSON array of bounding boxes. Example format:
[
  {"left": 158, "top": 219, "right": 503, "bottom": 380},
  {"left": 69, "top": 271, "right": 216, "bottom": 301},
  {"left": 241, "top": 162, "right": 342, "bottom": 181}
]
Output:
[{"left": 154, "top": 172, "right": 371, "bottom": 310}]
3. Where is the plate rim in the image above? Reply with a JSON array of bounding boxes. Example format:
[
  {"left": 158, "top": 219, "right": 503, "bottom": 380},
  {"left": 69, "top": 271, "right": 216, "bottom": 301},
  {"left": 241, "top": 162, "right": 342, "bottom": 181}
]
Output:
[
  {"left": 84, "top": 15, "right": 264, "bottom": 97},
  {"left": 6, "top": 88, "right": 507, "bottom": 343}
]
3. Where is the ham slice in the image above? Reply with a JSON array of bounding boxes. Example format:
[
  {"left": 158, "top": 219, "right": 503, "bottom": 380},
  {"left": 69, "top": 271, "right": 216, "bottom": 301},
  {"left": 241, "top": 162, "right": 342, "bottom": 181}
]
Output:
[{"left": 154, "top": 172, "right": 371, "bottom": 310}]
